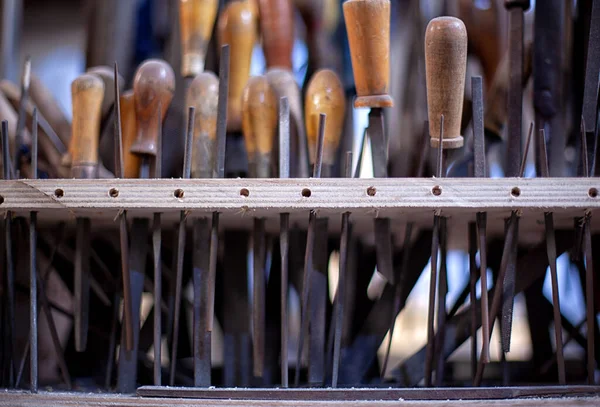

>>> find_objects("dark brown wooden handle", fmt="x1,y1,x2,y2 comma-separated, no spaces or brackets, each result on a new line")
343,0,393,109
179,0,219,77
425,16,468,149
130,59,176,156
305,69,345,165
70,73,104,178
258,0,294,70
186,71,219,178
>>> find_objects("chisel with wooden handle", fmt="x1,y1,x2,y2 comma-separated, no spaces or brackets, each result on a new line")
258,0,294,70
70,73,104,353
179,0,219,79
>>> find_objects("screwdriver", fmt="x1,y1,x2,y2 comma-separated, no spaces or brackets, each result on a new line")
187,71,219,387
242,75,278,381
423,16,467,387
70,73,104,353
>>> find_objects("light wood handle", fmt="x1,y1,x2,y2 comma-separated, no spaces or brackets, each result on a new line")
258,0,294,69
179,0,219,77
87,66,125,118
70,74,104,178
218,0,258,132
425,16,467,149
304,69,345,165
130,59,175,156
186,71,219,178
343,0,393,108
119,90,142,178
242,76,277,177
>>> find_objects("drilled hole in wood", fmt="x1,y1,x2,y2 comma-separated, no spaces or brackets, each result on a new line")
367,187,377,196
174,189,185,199
54,188,64,198
109,188,119,198
589,188,598,198
240,188,250,197
511,187,521,198
432,186,442,196
0,196,4,204
302,188,312,198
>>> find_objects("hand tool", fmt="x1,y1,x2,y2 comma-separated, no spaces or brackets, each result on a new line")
179,0,218,78
537,128,565,384
186,71,219,387
331,151,352,388
87,65,125,120
504,0,529,177
468,220,478,382
423,16,467,387
28,108,38,392
119,90,142,179
582,0,600,153
474,124,533,386
169,106,194,386
380,122,430,379
29,73,71,148
241,75,278,380
119,59,175,393
70,73,104,352
13,57,30,178
344,0,395,286
278,96,290,387
218,0,257,133
472,76,490,367
301,69,344,385
579,126,596,384
266,68,309,178
257,0,294,70
294,112,326,387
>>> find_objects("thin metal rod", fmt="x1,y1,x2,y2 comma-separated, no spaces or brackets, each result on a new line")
435,217,448,386
14,56,31,177
354,128,367,179
152,101,163,386
468,221,478,382
29,107,38,392
252,218,266,379
519,122,534,178
583,215,595,384
313,114,326,178
114,62,124,179
215,45,230,179
279,96,290,387
506,6,524,177
476,212,489,364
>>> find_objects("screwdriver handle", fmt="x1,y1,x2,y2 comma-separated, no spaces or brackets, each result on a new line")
425,16,467,149
343,0,393,109
305,69,345,166
242,76,278,177
218,0,258,132
187,71,220,178
70,74,104,179
119,90,142,178
258,0,294,69
130,59,176,156
179,0,219,77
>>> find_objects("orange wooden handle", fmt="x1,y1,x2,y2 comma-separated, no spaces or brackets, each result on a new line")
187,71,220,178
179,0,219,77
119,90,142,178
70,73,104,177
258,0,294,69
343,0,393,109
425,16,468,149
130,59,176,156
305,69,345,165
218,1,258,132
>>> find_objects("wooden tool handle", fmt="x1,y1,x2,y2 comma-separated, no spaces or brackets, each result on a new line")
242,76,278,177
70,73,104,178
305,69,345,165
179,0,219,77
119,90,142,178
343,0,393,109
87,66,125,118
130,59,175,156
218,0,258,132
425,16,467,149
258,0,294,69
187,71,219,178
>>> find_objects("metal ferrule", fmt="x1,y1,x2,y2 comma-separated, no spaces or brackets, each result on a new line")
71,165,97,179
255,153,271,179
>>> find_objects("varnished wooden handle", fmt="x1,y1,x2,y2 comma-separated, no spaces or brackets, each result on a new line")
218,0,258,132
425,16,467,149
258,0,294,69
130,59,175,156
305,69,345,165
70,74,104,178
187,71,219,178
87,66,125,118
179,0,219,77
119,90,142,178
343,0,393,109
242,76,277,177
